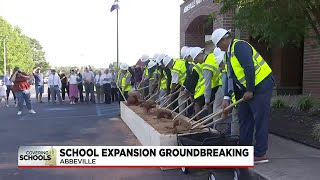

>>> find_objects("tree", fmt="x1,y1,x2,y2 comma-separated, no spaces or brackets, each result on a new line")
27,37,51,71
0,17,50,75
217,0,320,46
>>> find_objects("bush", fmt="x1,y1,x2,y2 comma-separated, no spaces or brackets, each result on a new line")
312,123,320,142
293,95,314,111
271,98,285,108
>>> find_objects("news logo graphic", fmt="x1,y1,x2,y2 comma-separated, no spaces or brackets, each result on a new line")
18,146,57,167
18,146,254,168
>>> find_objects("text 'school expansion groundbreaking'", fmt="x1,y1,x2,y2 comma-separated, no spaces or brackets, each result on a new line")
58,148,250,157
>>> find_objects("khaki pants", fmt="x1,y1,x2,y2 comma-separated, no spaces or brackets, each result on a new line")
178,89,188,115
212,86,223,121
159,89,167,105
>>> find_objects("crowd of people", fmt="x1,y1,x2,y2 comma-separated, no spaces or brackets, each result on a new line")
0,66,121,115
115,28,274,164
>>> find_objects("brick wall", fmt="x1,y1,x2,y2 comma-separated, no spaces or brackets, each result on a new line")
303,29,320,97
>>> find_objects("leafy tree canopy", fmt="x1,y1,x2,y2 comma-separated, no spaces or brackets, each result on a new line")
217,0,320,46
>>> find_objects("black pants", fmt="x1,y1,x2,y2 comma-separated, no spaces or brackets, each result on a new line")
111,88,118,102
143,81,149,98
119,91,128,103
61,83,69,100
103,83,111,104
6,85,16,102
75,83,84,102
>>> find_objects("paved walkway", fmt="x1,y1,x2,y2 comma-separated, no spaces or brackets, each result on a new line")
251,134,320,180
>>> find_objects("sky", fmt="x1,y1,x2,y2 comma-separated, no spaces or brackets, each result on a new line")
0,0,183,68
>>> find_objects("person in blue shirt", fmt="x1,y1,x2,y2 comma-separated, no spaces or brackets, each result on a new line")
212,28,274,164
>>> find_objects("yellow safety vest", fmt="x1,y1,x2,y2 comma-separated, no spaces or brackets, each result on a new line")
203,53,222,89
171,59,187,86
117,71,132,92
145,67,149,79
192,63,205,99
229,39,272,88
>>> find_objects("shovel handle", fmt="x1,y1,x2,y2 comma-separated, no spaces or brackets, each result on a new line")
146,91,159,101
188,101,214,123
116,83,127,103
173,102,194,121
192,98,244,128
171,96,191,113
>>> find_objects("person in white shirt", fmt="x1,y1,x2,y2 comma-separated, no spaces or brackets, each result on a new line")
48,69,63,104
94,70,104,103
68,69,80,104
0,80,7,106
101,69,112,104
3,72,17,107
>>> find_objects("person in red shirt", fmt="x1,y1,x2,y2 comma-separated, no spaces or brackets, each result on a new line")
10,67,36,116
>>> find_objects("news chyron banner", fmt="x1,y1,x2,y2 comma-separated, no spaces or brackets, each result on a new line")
18,146,254,168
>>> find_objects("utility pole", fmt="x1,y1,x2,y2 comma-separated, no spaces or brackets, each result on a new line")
116,6,119,70
3,37,7,74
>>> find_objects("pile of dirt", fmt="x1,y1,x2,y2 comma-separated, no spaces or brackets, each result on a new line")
270,107,320,149
128,105,197,135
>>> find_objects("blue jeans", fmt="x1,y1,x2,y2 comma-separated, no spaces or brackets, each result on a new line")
15,90,32,111
238,75,274,157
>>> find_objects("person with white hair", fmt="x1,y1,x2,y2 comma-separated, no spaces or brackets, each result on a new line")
82,66,95,104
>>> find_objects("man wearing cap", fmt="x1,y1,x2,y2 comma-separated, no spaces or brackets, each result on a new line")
203,48,224,119
212,28,274,163
117,63,132,102
10,67,36,115
48,68,63,104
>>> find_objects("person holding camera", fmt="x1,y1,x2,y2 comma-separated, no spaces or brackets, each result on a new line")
10,67,36,115
33,67,44,103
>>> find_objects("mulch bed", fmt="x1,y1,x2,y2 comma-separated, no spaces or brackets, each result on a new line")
269,107,320,149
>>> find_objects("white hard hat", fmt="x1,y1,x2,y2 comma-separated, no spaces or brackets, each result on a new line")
120,63,129,70
211,28,231,46
214,47,225,65
181,46,188,58
147,60,157,69
140,54,149,62
153,53,160,60
184,47,193,59
156,53,167,64
162,56,172,67
190,47,204,60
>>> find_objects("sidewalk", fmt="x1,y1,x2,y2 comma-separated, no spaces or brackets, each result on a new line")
250,134,320,180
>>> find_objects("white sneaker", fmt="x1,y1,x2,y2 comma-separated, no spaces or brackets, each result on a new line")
29,110,36,114
15,104,18,107
70,102,73,105
17,111,22,116
6,104,9,107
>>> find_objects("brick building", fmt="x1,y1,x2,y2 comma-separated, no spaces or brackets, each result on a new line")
180,0,320,97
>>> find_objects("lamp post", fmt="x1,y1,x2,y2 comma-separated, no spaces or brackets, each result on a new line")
3,37,7,75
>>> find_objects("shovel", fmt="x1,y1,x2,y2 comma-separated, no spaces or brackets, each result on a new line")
192,98,244,129
158,90,180,108
188,101,214,123
172,102,195,121
162,91,185,109
146,91,159,101
204,113,232,128
170,96,191,113
136,84,151,91
116,83,128,103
